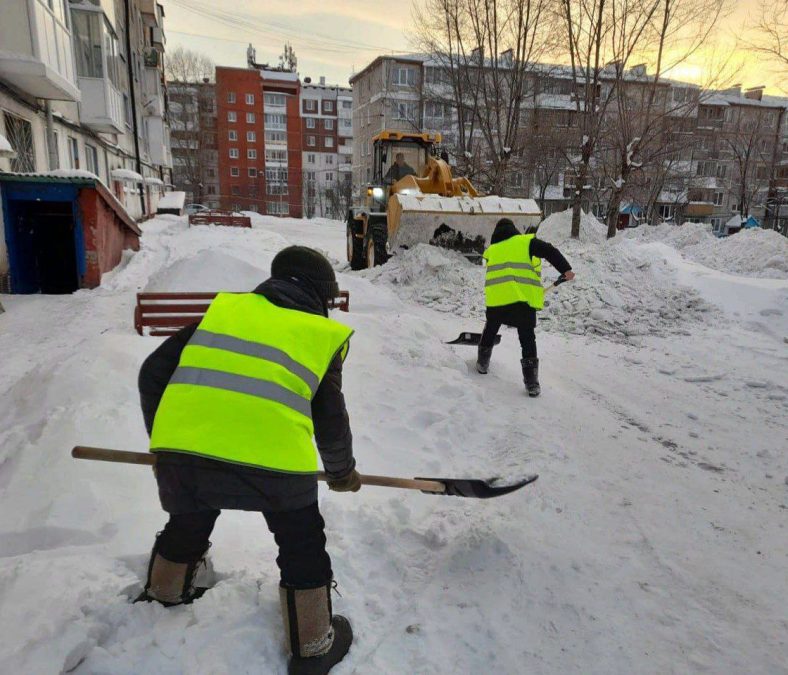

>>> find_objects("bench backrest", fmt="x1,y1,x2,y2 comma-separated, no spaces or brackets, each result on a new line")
188,211,252,228
135,291,350,336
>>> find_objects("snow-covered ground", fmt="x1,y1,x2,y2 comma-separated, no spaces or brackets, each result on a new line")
0,212,786,674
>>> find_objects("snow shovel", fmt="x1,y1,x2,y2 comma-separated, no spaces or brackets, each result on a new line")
446,275,569,346
71,446,537,499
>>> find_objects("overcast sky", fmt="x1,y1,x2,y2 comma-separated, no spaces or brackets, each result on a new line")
164,0,784,94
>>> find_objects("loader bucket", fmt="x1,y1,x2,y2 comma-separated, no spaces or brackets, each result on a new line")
388,193,542,253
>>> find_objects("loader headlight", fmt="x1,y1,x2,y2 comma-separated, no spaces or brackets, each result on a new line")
372,187,385,200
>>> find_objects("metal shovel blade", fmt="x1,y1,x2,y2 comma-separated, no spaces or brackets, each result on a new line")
445,332,502,346
415,473,538,498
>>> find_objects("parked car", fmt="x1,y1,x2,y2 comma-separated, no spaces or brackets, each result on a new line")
184,203,209,216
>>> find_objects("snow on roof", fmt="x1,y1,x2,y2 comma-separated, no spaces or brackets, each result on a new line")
49,168,101,180
157,191,186,209
144,176,164,186
260,70,298,82
111,169,144,182
0,133,15,157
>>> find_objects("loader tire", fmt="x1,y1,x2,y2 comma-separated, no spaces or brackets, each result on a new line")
347,223,365,270
365,226,388,268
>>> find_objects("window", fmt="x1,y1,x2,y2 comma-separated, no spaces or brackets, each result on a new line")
245,93,254,105
247,204,258,212
230,167,240,177
265,149,287,162
72,11,103,78
207,185,216,195
325,172,334,182
85,144,99,175
68,137,80,169
229,130,237,141
716,164,727,179
425,101,447,118
267,183,289,195
265,167,289,182
265,93,287,107
265,131,287,143
713,191,724,206
229,148,239,159
326,155,334,165
392,101,418,121
304,99,317,112
228,92,236,103
268,201,290,215
231,185,240,195
3,112,35,172
341,118,352,130
247,131,256,142
248,167,258,177
324,119,334,130
265,113,287,130
207,168,216,178
696,161,716,177
246,112,256,123
306,118,316,129
307,136,316,147
658,204,675,220
324,101,334,112
306,171,316,181
325,137,334,148
342,100,352,109
228,111,237,122
307,153,315,164
248,149,257,159
393,66,416,86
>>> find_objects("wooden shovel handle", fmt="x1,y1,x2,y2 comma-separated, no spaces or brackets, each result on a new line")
71,446,446,493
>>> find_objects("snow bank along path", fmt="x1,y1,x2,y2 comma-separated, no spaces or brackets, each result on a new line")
0,214,786,674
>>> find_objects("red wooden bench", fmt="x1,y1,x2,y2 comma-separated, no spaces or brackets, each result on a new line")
134,291,351,336
188,211,252,228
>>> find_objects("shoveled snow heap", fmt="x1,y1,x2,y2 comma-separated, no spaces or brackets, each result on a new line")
366,210,716,342
624,221,788,279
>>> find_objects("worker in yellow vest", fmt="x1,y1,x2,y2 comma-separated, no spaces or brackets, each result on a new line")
136,246,358,675
479,219,575,396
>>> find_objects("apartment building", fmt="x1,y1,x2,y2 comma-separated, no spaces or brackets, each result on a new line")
301,76,352,218
350,54,788,234
0,0,172,216
0,0,173,293
169,80,220,207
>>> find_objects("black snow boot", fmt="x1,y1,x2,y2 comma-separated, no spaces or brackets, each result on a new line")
476,346,493,374
281,582,353,675
521,357,540,397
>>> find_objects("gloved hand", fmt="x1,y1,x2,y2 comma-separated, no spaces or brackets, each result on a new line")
327,469,362,492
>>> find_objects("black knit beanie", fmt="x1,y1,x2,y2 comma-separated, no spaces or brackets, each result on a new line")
271,245,339,302
490,218,521,244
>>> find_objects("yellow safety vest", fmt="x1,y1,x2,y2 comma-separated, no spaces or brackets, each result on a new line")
483,234,544,309
150,293,354,474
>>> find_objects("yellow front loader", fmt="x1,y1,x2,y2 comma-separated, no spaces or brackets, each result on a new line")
346,131,542,269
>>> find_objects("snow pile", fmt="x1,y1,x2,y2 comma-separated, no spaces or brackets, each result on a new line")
625,223,788,279
366,239,714,343
144,250,268,292
536,208,606,244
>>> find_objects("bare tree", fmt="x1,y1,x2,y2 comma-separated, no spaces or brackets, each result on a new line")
745,0,788,87
165,46,214,84
412,0,556,192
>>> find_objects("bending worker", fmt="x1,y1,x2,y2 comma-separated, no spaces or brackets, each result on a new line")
478,218,575,396
137,246,359,675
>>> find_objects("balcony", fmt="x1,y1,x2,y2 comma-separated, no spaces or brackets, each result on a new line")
79,76,124,133
150,26,165,50
146,115,171,167
686,201,715,217
0,0,80,101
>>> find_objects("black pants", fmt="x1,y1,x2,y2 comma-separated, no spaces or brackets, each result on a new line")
479,319,537,359
155,502,333,589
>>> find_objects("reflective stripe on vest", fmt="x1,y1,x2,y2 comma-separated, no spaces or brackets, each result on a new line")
482,234,544,309
150,293,354,474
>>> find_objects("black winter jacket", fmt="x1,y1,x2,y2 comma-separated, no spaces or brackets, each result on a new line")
138,278,355,514
485,220,573,327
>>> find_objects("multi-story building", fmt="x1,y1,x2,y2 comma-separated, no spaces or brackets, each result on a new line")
300,76,352,218
169,80,219,207
350,54,788,235
0,0,172,218
214,61,302,217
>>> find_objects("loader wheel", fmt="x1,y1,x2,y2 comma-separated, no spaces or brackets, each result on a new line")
347,224,365,270
365,226,388,268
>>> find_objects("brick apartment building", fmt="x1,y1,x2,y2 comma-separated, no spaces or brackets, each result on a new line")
215,64,303,217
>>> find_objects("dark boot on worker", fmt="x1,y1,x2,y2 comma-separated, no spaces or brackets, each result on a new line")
281,582,353,675
476,346,493,374
521,357,540,397
135,537,214,606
